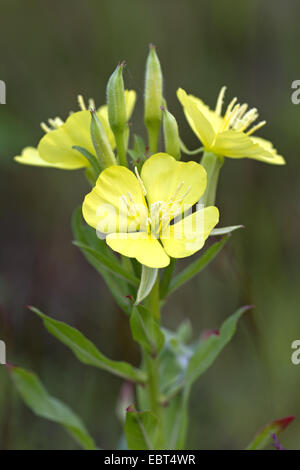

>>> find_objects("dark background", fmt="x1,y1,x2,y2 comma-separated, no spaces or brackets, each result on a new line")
0,0,300,449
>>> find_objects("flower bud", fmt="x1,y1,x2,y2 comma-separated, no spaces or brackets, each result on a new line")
162,105,181,160
90,109,116,169
144,44,163,153
107,62,127,134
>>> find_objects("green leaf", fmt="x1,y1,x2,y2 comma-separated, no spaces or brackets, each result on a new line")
73,241,139,286
185,305,251,387
30,307,146,384
130,305,164,356
210,225,244,236
9,366,96,450
163,388,191,450
166,236,229,297
246,416,295,450
71,207,133,315
128,135,147,168
73,145,101,177
125,405,157,450
163,306,251,398
135,265,158,305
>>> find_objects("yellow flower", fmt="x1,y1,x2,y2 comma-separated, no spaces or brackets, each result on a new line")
177,87,285,165
82,153,219,268
14,91,136,169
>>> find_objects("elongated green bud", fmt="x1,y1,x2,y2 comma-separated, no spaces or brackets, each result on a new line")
90,110,116,169
144,44,163,154
106,62,128,167
162,106,181,160
107,62,127,134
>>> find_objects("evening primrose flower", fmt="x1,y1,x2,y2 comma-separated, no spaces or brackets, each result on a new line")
177,87,285,165
14,91,136,169
82,153,219,268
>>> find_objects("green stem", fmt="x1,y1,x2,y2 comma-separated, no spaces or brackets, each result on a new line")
144,277,164,448
115,130,128,167
147,124,160,155
146,278,160,321
200,151,224,206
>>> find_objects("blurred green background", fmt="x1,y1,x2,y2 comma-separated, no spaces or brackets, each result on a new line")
0,0,299,450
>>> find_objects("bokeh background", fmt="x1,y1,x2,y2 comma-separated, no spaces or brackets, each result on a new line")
0,0,300,450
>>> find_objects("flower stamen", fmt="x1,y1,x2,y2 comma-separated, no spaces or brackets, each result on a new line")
246,120,267,136
78,94,87,111
215,86,227,116
134,167,147,196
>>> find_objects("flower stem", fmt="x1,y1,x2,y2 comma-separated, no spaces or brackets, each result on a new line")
200,151,224,206
147,124,160,156
144,276,164,448
115,130,128,167
147,278,160,321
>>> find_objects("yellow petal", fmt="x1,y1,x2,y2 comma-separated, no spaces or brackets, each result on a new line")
161,206,219,258
106,232,170,268
124,90,137,120
141,153,207,217
97,105,116,149
213,130,286,164
82,165,148,234
14,147,66,168
177,88,215,148
38,111,94,169
250,136,286,165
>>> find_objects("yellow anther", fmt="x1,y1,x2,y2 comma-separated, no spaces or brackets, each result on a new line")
48,117,64,129
40,122,51,133
215,86,227,116
88,98,96,110
77,94,87,111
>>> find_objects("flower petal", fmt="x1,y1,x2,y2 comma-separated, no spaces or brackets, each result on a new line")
141,153,207,216
106,232,170,268
82,165,148,234
38,111,94,169
14,147,66,168
177,88,216,148
124,90,137,120
96,106,116,149
250,136,286,165
161,206,219,258
213,130,285,164
213,130,261,158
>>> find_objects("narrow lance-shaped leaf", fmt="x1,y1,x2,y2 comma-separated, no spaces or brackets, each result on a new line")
9,366,96,450
71,207,133,315
185,305,252,387
210,225,244,236
166,236,229,297
135,265,158,305
246,416,295,450
30,307,146,384
73,241,139,286
125,405,157,450
164,305,252,398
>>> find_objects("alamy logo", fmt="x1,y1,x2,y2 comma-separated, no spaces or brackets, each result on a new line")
0,80,6,104
0,340,6,364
